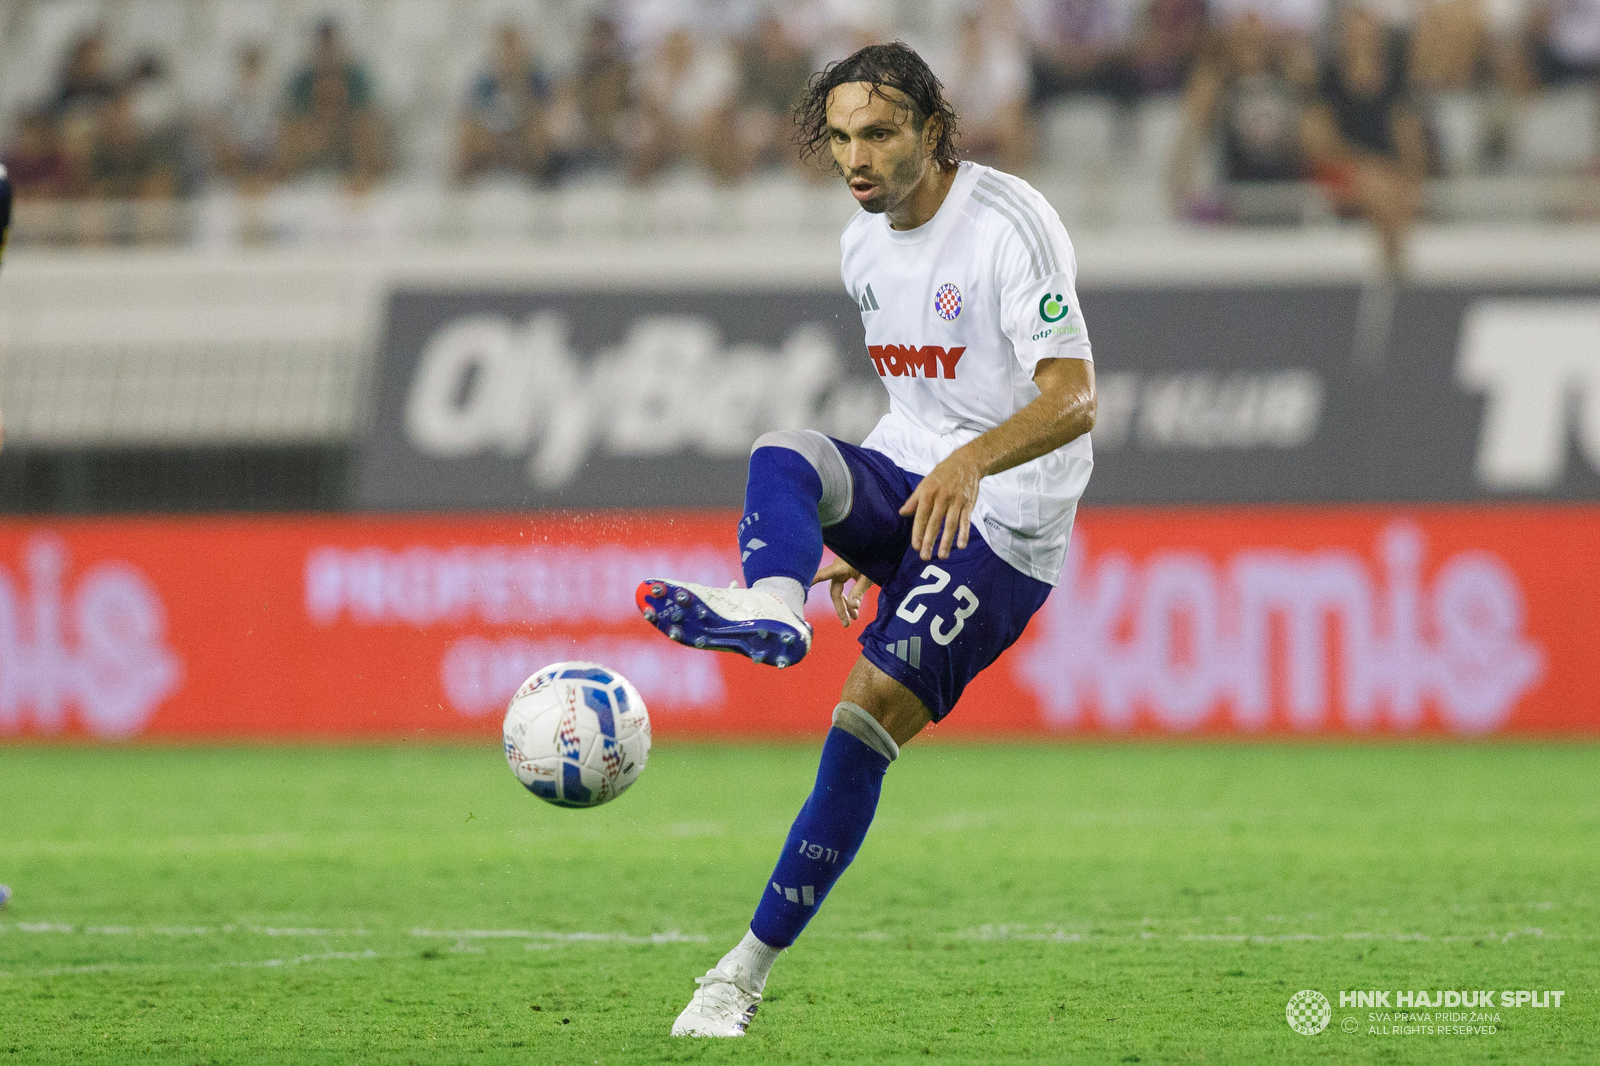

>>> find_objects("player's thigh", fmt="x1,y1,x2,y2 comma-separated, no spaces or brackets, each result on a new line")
840,655,933,747
818,438,918,586
856,530,1052,725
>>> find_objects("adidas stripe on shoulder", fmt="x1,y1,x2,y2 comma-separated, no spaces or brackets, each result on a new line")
971,172,1064,282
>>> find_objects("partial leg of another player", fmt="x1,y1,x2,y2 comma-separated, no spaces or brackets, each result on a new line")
670,656,929,1037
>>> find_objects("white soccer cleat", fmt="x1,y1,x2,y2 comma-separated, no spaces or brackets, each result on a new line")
636,579,812,668
670,963,762,1037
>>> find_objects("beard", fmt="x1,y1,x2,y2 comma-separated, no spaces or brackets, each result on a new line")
847,152,926,215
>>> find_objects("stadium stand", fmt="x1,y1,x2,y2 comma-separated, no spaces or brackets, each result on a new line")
0,0,1596,512
0,0,1594,247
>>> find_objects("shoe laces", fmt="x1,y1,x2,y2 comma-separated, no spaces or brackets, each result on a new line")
690,965,761,1016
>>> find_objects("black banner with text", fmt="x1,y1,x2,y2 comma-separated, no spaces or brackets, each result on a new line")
355,284,1600,509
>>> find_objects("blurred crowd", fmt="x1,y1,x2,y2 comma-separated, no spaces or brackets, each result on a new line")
2,0,1597,244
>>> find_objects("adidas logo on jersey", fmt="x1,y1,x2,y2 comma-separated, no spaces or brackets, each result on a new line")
867,344,966,380
854,283,880,313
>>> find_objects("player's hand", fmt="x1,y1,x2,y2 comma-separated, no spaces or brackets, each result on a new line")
813,558,873,628
899,446,984,561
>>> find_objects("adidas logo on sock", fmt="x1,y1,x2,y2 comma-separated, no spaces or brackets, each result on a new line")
772,881,815,906
741,537,766,563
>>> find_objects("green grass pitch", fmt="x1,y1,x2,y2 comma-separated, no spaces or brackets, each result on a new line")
2,741,1596,1064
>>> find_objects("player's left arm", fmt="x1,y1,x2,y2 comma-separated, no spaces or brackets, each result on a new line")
899,357,1095,561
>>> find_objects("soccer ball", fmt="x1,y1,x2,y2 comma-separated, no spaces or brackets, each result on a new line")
502,661,651,808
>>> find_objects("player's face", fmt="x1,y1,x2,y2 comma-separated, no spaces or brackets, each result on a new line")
824,82,937,215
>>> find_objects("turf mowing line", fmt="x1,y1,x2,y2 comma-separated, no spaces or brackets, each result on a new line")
8,918,1584,952
0,921,705,943
409,927,707,943
940,923,1584,943
1,922,374,937
0,949,386,980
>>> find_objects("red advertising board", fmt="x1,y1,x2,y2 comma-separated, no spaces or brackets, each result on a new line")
1,508,1596,741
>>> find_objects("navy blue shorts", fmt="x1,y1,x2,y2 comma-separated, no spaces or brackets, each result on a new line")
821,439,1054,722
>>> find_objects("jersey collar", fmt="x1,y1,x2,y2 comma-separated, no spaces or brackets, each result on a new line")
881,161,979,247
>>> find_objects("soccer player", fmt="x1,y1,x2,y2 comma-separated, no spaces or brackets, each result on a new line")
0,163,11,267
0,162,10,906
636,43,1097,1037
0,162,10,452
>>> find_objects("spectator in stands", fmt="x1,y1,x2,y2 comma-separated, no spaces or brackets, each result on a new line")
52,29,119,119
569,16,633,171
127,54,194,193
278,20,388,184
1170,13,1307,218
89,84,179,201
2,112,73,199
738,14,813,170
1529,0,1600,84
213,44,279,190
1209,0,1323,85
1303,5,1432,272
941,0,1032,170
79,79,182,244
627,27,741,182
455,22,555,184
779,0,893,70
1029,0,1143,106
1133,0,1210,93
1408,0,1491,91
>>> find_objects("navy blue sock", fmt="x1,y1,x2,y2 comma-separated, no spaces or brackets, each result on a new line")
740,447,825,590
750,727,889,948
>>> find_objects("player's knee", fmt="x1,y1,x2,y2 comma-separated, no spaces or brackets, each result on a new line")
832,702,899,762
750,430,852,527
751,429,829,460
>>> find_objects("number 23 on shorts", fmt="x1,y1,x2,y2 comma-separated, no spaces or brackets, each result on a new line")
895,564,981,646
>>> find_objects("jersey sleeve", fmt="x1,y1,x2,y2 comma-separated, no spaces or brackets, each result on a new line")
992,199,1092,375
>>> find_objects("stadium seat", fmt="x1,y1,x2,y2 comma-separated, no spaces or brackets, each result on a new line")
1110,179,1174,226
460,177,539,242
1430,174,1557,223
734,172,811,237
1508,88,1600,174
1130,96,1185,183
4,0,103,111
1430,91,1488,177
1037,97,1123,178
556,178,634,240
118,0,189,61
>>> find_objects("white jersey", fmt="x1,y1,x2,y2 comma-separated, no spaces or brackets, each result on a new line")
841,161,1094,586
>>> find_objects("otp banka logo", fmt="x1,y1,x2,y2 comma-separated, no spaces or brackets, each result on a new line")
0,538,181,737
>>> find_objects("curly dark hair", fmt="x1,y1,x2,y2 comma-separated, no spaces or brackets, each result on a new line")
793,42,960,170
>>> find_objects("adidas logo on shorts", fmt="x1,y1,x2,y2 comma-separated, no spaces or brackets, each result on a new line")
887,637,922,669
